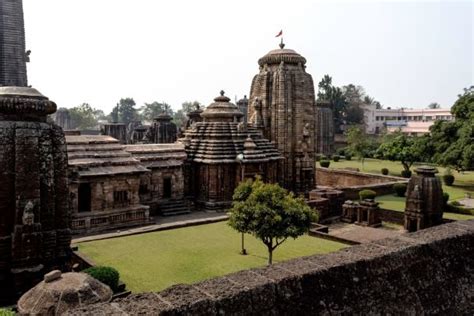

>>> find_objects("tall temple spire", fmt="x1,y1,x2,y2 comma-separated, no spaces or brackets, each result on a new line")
0,0,28,87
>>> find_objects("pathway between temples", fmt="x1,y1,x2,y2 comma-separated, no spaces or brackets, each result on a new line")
326,222,404,244
72,212,229,244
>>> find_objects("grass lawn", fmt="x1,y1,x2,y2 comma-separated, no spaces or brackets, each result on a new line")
376,194,474,221
329,158,474,200
77,222,347,293
327,158,474,221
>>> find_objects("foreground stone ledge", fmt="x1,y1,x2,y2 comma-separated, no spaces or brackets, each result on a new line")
66,220,474,315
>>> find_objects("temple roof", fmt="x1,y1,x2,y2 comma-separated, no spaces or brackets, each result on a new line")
125,143,186,168
201,91,244,122
182,92,282,164
66,135,148,177
258,46,307,66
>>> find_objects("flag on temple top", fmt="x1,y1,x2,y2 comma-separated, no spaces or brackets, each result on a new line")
275,30,283,37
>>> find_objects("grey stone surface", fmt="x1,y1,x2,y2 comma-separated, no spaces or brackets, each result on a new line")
66,220,474,315
0,0,28,87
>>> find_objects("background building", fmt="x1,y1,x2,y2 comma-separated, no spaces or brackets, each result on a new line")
362,104,453,135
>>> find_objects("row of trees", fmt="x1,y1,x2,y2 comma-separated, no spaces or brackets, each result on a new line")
345,86,473,172
317,75,382,132
60,99,203,130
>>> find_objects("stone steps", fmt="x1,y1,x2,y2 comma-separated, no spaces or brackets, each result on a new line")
159,200,192,216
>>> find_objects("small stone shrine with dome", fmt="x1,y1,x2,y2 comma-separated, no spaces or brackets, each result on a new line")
181,91,282,211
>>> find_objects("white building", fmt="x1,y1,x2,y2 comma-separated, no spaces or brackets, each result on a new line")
361,104,453,136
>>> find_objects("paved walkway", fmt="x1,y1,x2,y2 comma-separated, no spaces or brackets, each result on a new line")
327,222,403,244
72,212,228,244
458,198,474,208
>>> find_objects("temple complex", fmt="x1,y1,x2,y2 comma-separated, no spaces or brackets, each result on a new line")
315,100,335,155
182,91,282,211
248,43,317,195
404,166,444,232
66,135,150,234
145,113,178,144
0,0,28,87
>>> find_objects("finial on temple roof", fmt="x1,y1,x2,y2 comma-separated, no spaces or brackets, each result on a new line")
279,38,285,49
220,90,225,96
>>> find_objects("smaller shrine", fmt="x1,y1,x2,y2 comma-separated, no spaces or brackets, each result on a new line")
341,200,382,227
145,113,178,144
100,123,128,144
181,91,282,211
404,166,444,232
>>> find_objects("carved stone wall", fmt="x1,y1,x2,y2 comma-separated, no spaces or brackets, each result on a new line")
0,0,28,87
66,220,474,315
0,87,71,304
248,45,316,195
315,100,334,155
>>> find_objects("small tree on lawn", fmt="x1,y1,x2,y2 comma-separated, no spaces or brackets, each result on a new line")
376,131,422,174
346,126,372,169
228,177,317,265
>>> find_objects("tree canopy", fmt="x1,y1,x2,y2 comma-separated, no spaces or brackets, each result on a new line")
228,177,316,265
68,103,103,129
139,102,173,122
428,87,473,171
376,131,426,172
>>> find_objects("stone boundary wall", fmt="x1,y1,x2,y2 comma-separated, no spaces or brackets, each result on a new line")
316,168,408,199
67,220,474,315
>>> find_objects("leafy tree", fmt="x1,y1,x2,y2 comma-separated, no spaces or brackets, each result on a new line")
317,75,347,132
139,102,173,122
110,105,119,123
346,126,374,168
428,87,473,171
113,98,138,125
342,84,365,104
376,131,424,173
428,102,441,109
228,177,317,265
69,103,101,129
173,101,202,128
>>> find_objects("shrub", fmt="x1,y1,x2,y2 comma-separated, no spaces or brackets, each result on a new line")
333,156,340,162
381,168,389,175
320,160,331,168
393,183,407,197
359,189,377,200
401,170,412,178
345,154,352,161
336,148,346,156
84,266,120,292
443,174,455,186
315,154,321,162
0,308,15,316
443,192,450,205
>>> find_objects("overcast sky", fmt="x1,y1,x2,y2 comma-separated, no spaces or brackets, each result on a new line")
23,0,472,113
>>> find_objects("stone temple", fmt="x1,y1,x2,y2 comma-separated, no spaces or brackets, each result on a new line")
248,43,317,195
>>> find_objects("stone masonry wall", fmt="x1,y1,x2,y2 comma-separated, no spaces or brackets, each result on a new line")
316,167,405,187
67,220,474,315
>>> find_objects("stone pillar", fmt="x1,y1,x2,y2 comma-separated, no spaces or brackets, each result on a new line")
101,123,127,143
315,100,335,156
404,166,444,232
0,87,71,304
341,200,358,223
146,113,177,144
0,0,28,87
356,199,382,227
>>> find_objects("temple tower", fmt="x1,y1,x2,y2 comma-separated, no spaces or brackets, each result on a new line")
315,100,335,156
248,43,317,195
0,0,28,87
404,166,444,232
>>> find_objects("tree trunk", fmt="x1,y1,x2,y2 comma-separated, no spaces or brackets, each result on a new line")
268,249,273,265
240,233,247,255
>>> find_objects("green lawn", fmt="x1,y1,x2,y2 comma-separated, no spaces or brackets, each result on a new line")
329,158,473,200
327,158,474,221
77,222,346,293
376,195,473,221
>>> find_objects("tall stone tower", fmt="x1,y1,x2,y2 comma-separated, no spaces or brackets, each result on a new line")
315,100,335,156
248,43,316,195
0,0,28,87
0,0,71,303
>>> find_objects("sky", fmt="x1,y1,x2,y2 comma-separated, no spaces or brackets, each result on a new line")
23,0,473,113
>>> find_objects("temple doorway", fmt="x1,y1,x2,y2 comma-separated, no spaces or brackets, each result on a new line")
163,178,172,198
78,183,91,213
